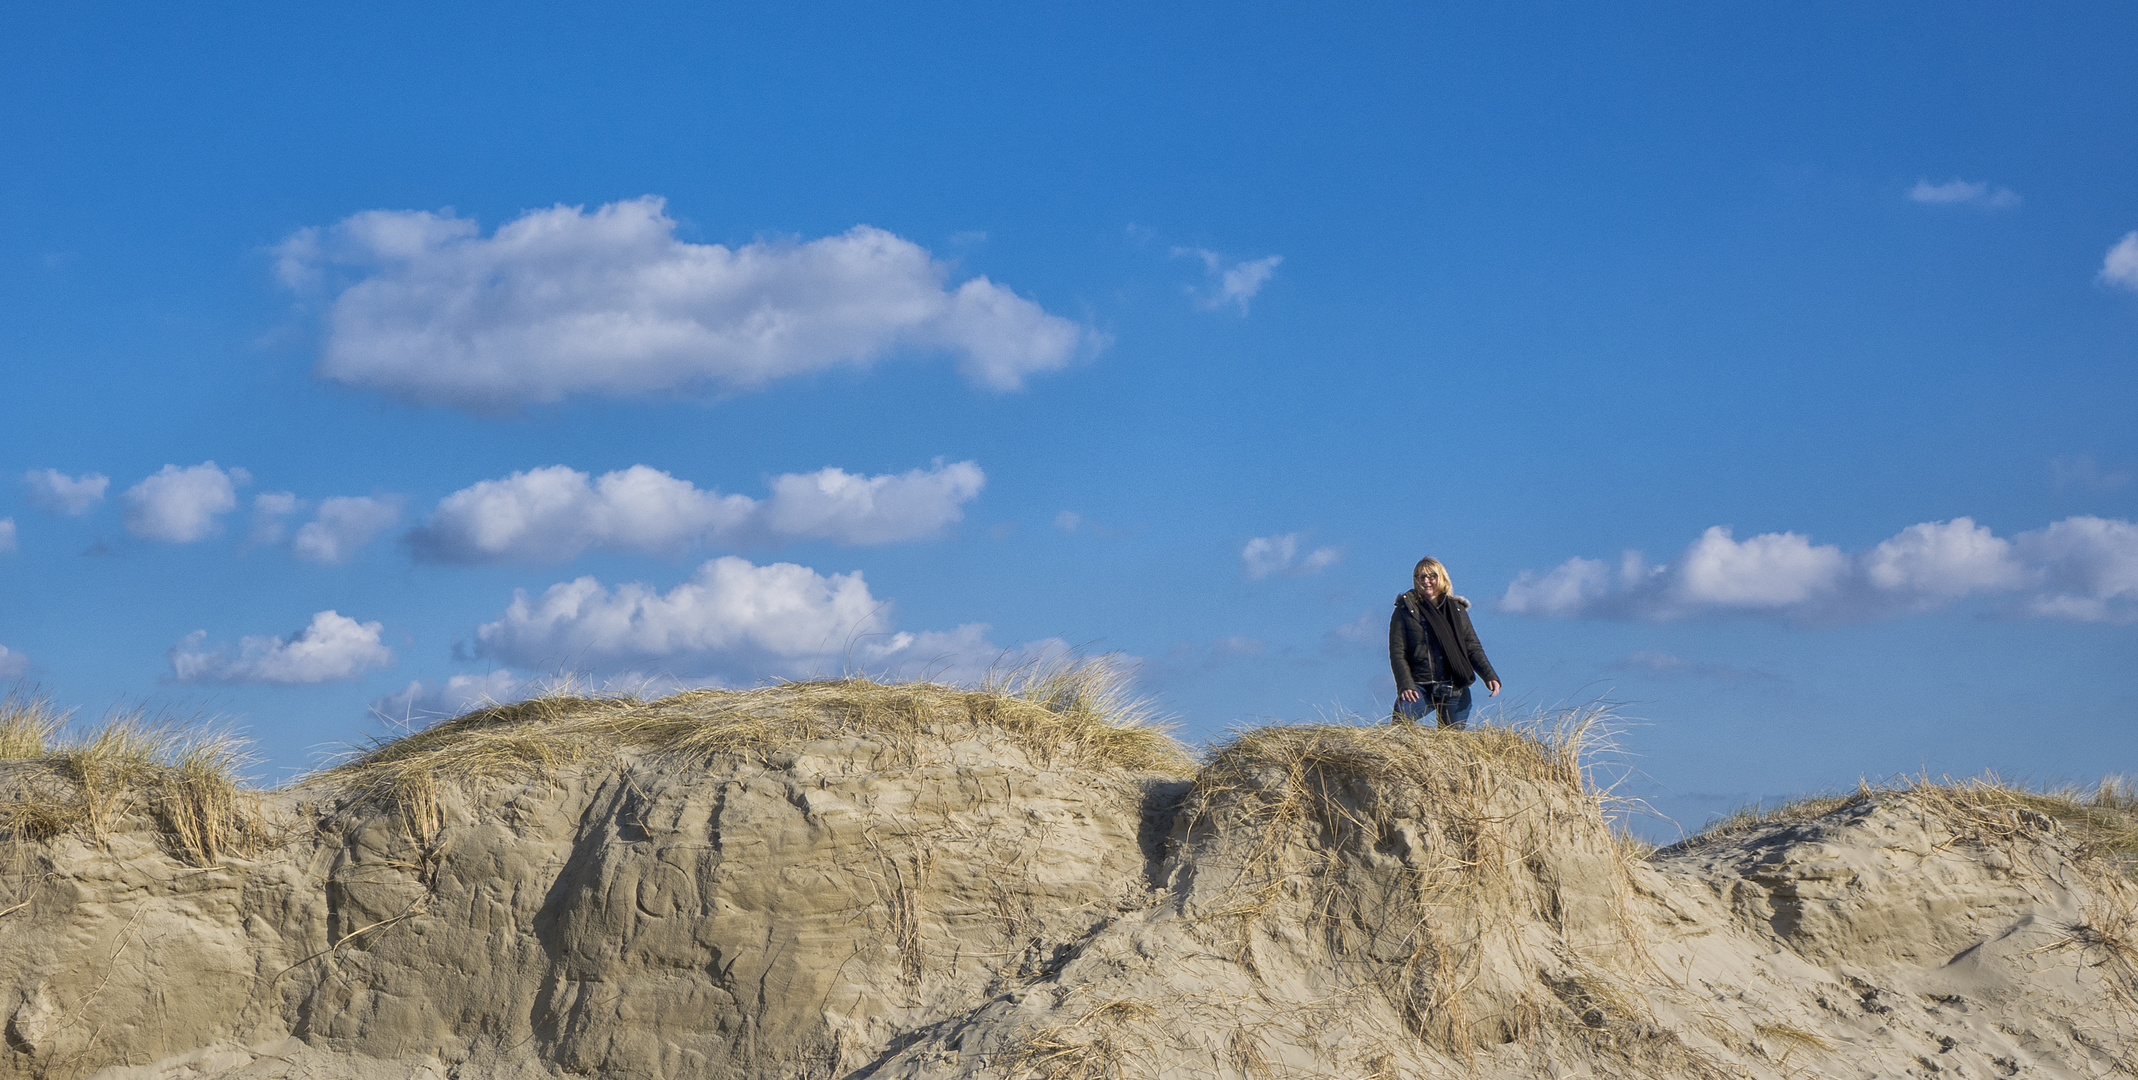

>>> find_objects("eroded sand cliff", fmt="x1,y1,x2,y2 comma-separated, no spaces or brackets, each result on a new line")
0,676,2131,1079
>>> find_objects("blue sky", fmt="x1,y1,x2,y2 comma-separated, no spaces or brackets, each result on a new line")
2,2,2133,836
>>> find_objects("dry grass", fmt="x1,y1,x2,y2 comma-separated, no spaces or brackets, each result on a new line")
1187,704,1617,893
1753,1021,1832,1053
1667,774,2138,878
1180,705,1644,1056
7,660,1184,862
1934,775,2138,874
1665,790,1870,854
2040,889,2138,1011
1190,702,1616,829
327,656,1192,815
1001,997,1160,1080
0,688,69,760
0,706,267,864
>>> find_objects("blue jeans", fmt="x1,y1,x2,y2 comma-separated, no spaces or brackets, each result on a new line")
1394,684,1473,729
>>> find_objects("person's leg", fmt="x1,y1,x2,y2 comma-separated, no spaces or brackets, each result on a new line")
1393,695,1430,724
1437,685,1474,730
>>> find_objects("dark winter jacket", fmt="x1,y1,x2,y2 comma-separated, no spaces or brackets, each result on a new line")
1388,590,1499,695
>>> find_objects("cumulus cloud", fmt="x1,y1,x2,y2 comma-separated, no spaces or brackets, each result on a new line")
0,645,25,677
1174,248,1283,313
168,610,395,685
1501,556,1616,617
1503,516,2138,623
293,496,403,564
122,462,249,543
2014,516,2138,622
250,492,302,545
2102,232,2138,293
247,492,402,561
1862,518,2026,600
1907,178,2022,208
280,197,1090,410
373,670,529,722
1674,527,1847,607
474,556,886,674
24,469,109,515
1242,533,1341,580
855,626,1078,686
409,460,981,563
759,462,984,544
472,555,1056,683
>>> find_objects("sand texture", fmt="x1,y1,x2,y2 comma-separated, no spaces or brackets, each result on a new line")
0,685,2130,1079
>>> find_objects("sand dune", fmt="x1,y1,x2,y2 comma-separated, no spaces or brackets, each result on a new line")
0,674,2130,1078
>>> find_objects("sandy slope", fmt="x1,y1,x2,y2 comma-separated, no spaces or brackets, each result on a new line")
0,695,2130,1079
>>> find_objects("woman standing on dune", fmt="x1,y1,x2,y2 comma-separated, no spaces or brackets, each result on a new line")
1389,556,1501,729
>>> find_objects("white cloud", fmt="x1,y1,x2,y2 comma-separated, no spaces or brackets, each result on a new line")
854,626,1076,686
292,496,402,564
1674,527,1847,608
1862,518,2025,602
0,645,25,677
1053,510,1082,533
474,556,887,674
1907,178,2022,208
24,469,109,515
0,518,14,555
1501,557,1615,617
122,462,249,543
169,610,395,685
2102,232,2138,293
412,465,742,563
251,492,302,545
472,555,1056,683
2014,516,2138,622
1174,248,1283,313
759,462,984,544
1505,528,1849,619
373,670,529,722
410,460,981,563
247,492,401,561
1242,533,1340,579
1503,516,2138,623
283,197,1090,410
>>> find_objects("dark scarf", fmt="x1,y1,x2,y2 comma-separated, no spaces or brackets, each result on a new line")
1408,589,1474,684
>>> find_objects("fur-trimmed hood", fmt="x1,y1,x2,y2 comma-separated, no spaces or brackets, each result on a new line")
1395,590,1470,611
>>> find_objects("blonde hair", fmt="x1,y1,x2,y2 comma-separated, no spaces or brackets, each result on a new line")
1412,557,1452,596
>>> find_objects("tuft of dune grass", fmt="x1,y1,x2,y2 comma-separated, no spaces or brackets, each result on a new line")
1193,701,1616,812
327,655,1194,816
0,703,267,864
1668,774,2138,879
1182,705,1654,1056
0,688,68,760
1679,776,2138,1013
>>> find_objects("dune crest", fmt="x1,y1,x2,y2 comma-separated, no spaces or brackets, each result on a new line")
0,674,2130,1079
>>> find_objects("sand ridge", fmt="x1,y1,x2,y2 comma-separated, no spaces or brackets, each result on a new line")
0,680,2130,1079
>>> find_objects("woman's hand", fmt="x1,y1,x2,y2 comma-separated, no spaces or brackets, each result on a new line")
1398,687,1420,702
1487,680,1501,696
